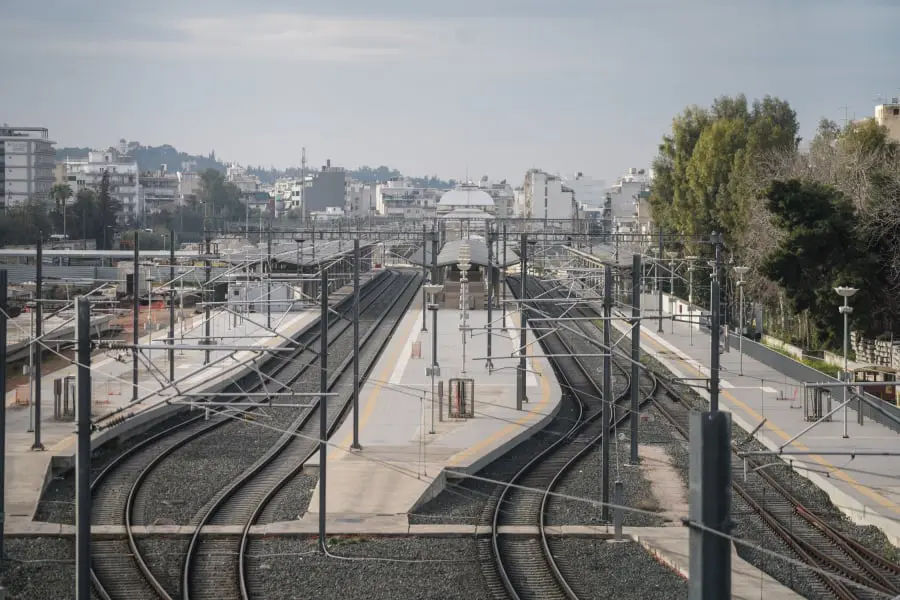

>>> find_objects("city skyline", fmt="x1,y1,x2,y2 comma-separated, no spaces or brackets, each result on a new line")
2,0,898,183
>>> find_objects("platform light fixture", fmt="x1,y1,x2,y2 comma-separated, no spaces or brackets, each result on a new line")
835,286,859,439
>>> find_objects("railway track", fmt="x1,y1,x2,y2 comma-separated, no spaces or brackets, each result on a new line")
89,269,404,600
651,377,900,600
478,275,656,600
182,270,420,600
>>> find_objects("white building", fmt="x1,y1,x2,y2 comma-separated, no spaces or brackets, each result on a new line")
562,173,607,209
139,166,180,217
476,176,515,218
225,163,260,193
606,167,653,234
345,179,378,218
522,169,575,222
377,177,441,219
60,150,140,222
1,126,56,209
875,97,900,143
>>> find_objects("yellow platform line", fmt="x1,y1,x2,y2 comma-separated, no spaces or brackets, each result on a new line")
638,325,900,514
330,303,422,460
446,311,552,468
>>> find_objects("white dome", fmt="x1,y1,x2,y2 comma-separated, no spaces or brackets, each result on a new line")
438,186,495,208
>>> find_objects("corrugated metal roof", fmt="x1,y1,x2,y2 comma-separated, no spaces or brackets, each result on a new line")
408,239,520,268
222,238,380,267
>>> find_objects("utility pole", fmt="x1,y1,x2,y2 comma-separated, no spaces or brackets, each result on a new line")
32,234,44,449
266,218,272,330
710,233,723,412
318,267,328,552
421,223,428,332
351,240,361,451
517,233,528,411
168,229,176,382
630,254,641,464
203,228,212,365
688,410,732,600
75,296,92,600
0,270,7,558
602,266,613,522
132,237,140,401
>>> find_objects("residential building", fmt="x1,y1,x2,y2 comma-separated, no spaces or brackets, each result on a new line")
476,175,515,218
522,169,576,222
177,170,202,204
225,163,260,194
377,177,441,220
303,159,349,215
606,167,653,234
139,165,180,217
1,126,56,209
875,97,900,143
562,173,607,209
345,179,378,218
60,150,140,222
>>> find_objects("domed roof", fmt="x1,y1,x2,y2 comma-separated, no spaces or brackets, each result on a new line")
438,186,495,208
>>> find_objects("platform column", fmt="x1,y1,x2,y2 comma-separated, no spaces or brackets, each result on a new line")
517,233,527,411
710,233,723,411
351,240,362,451
133,239,140,400
169,230,176,382
32,235,44,449
486,223,494,370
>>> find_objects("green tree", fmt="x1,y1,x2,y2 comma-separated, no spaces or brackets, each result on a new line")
650,94,798,247
760,180,885,346
198,168,244,221
94,170,122,250
50,183,73,236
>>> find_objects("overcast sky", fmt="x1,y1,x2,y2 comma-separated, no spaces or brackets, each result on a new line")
2,1,897,183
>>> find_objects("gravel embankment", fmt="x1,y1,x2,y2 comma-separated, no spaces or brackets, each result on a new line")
546,409,670,527
246,536,488,600
0,538,76,600
135,537,189,598
256,470,318,524
549,538,688,599
34,412,202,524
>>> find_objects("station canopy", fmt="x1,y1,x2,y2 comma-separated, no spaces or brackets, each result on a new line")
408,238,520,268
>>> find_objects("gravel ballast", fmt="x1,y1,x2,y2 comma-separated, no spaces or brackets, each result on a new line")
246,536,489,600
549,538,688,599
256,470,318,524
0,538,75,600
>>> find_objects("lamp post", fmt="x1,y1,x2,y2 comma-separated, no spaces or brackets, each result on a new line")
458,244,471,376
146,275,155,363
666,250,678,334
734,266,749,375
424,282,443,433
835,286,858,439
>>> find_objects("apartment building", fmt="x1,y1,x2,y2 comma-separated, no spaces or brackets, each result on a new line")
139,166,180,217
345,179,378,217
522,169,576,222
875,97,900,143
59,150,140,221
476,175,515,218
377,177,441,219
1,126,56,209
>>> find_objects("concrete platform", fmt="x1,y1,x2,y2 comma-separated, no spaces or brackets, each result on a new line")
5,273,378,527
304,293,562,518
610,292,900,546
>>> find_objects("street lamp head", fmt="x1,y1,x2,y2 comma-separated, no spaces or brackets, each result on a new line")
423,283,443,296
294,237,305,244
734,266,750,278
834,286,859,298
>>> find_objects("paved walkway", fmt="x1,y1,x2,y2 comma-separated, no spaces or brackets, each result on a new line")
305,292,562,518
610,292,900,545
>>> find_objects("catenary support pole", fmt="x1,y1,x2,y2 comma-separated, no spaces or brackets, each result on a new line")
75,296,92,600
318,267,328,552
501,223,508,331
204,236,211,364
710,234,722,412
133,237,140,401
602,266,612,522
168,229,175,382
431,232,439,366
421,223,428,332
267,221,272,330
517,233,528,411
486,224,493,370
32,235,44,449
688,410,732,600
0,270,7,558
630,254,641,464
351,240,361,451
657,226,664,333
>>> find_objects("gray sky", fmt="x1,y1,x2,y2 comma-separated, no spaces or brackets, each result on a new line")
2,1,897,182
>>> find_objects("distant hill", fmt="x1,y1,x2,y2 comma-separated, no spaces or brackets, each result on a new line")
56,143,456,188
